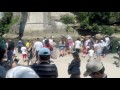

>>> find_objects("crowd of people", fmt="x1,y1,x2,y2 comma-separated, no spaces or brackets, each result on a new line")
0,34,120,78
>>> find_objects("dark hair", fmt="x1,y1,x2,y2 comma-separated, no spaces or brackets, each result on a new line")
40,55,50,60
98,67,105,74
0,44,6,61
37,38,39,41
72,52,80,61
77,38,80,40
45,39,49,44
53,40,55,42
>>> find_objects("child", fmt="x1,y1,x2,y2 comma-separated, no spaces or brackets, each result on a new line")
88,47,94,62
68,52,81,78
21,45,27,62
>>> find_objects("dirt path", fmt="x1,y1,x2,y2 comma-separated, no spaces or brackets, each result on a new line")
16,49,120,78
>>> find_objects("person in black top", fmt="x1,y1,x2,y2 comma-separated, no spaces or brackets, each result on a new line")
0,43,10,78
31,47,58,78
7,38,15,51
68,52,81,78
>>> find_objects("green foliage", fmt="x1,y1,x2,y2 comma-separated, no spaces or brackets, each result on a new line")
0,12,13,36
60,14,75,24
72,12,89,22
11,16,20,25
91,24,100,33
65,25,74,32
101,26,115,36
89,12,110,25
71,12,120,35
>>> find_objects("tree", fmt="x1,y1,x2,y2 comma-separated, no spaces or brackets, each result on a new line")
0,12,13,37
60,14,76,33
60,14,76,24
71,12,120,35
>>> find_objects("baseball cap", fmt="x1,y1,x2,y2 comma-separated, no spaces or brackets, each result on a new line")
38,48,50,56
0,66,6,78
83,60,104,77
6,66,39,78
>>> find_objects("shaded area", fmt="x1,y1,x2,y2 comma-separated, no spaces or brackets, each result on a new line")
76,28,97,36
19,12,28,39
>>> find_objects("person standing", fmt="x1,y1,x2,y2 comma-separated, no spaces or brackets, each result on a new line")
7,47,13,63
83,60,107,78
7,38,15,52
26,40,30,49
68,52,81,78
59,38,66,57
94,40,102,61
33,38,43,63
75,38,81,54
21,45,27,62
31,48,58,78
44,39,53,52
27,43,33,65
51,40,57,59
88,47,94,62
68,38,74,54
17,39,24,53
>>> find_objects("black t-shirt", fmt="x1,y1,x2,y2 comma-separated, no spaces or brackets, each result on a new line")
31,62,58,78
8,41,15,50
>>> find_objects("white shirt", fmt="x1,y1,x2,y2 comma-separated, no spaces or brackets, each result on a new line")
75,40,81,49
88,49,94,57
105,37,110,45
21,46,27,54
49,39,53,45
96,43,102,52
34,41,43,51
13,49,16,55
42,39,46,44
100,41,107,47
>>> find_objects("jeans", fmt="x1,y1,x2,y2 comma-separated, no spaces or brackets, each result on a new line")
36,51,39,61
18,46,21,53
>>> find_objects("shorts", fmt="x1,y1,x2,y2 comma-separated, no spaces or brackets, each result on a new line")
59,47,65,50
96,51,101,57
22,54,27,59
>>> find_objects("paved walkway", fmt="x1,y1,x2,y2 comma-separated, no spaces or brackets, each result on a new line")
16,49,120,78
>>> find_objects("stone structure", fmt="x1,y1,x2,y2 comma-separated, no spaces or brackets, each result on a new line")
13,12,72,32
6,12,78,39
